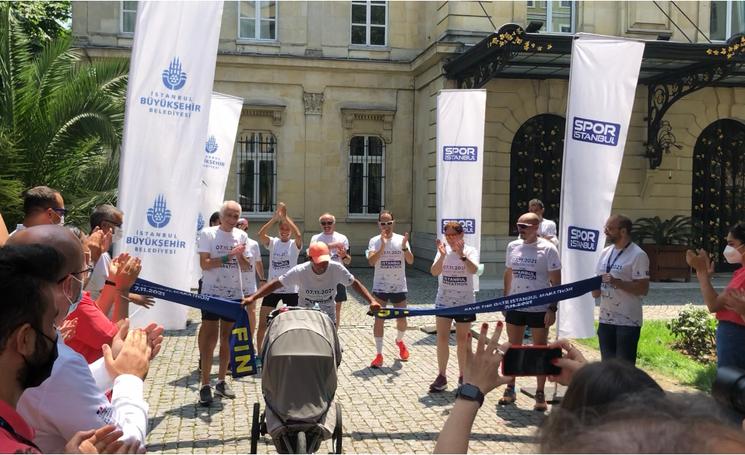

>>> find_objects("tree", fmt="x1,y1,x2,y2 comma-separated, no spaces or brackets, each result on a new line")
0,3,128,228
10,1,71,52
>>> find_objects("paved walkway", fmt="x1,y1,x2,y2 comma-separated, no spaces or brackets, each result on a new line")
143,268,720,453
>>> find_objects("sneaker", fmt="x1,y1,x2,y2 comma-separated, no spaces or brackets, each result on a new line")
534,390,548,412
370,353,384,368
199,384,213,406
429,374,448,393
215,380,236,399
396,340,410,361
498,386,516,405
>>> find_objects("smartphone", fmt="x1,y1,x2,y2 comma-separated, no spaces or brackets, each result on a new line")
501,345,562,376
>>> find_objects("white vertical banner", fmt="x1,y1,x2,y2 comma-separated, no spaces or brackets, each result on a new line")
190,92,244,288
558,34,644,338
118,1,224,329
436,89,486,290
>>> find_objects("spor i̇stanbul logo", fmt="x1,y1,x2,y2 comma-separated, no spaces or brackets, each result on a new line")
162,57,187,90
197,213,205,232
147,195,172,228
205,135,218,154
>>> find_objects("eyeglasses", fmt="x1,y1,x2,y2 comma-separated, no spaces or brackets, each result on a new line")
104,218,123,228
379,221,394,226
516,223,536,230
58,265,94,283
51,207,68,216
320,221,334,226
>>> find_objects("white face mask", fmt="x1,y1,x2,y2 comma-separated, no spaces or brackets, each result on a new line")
112,227,123,243
723,245,743,264
65,274,84,316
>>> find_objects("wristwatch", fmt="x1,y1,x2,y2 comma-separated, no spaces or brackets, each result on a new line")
455,383,484,407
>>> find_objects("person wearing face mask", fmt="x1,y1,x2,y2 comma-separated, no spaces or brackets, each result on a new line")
8,225,159,453
686,222,745,370
8,186,67,237
591,215,650,365
0,244,144,454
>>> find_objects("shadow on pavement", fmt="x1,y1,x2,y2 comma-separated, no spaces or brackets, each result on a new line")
164,399,226,425
495,404,547,428
418,391,456,409
147,435,252,452
350,361,403,381
347,430,537,444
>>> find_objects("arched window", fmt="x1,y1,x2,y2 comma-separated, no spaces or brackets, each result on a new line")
692,119,745,269
348,135,384,215
509,114,565,235
237,131,277,214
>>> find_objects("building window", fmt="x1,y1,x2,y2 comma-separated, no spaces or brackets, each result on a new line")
237,132,276,214
239,0,277,40
711,0,745,41
527,0,575,33
351,0,387,46
349,136,385,215
121,1,137,34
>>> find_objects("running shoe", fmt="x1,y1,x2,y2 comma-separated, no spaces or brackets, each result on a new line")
429,374,447,392
370,353,384,368
396,340,410,361
199,384,213,406
215,380,236,399
534,390,548,412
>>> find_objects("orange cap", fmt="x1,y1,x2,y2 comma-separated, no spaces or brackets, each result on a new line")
308,241,331,264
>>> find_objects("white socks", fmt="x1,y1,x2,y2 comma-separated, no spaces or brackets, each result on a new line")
375,337,383,354
396,330,406,342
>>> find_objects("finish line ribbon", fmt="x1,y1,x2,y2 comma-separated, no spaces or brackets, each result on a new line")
370,276,602,319
131,279,257,378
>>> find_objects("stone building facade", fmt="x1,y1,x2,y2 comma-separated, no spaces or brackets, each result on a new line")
72,1,745,280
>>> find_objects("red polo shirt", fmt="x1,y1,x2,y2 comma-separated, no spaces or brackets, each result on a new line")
717,267,745,326
64,291,118,363
0,399,40,453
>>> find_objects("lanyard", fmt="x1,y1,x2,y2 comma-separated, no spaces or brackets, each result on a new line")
0,416,41,453
605,242,631,273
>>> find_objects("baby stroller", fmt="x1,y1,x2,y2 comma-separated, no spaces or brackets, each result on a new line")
250,307,343,454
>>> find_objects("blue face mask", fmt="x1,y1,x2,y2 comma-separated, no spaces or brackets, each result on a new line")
65,274,84,316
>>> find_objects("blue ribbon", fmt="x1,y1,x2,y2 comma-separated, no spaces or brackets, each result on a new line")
131,279,257,378
371,276,602,319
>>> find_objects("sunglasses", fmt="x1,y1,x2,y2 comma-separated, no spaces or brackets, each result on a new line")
379,221,394,226
320,221,334,226
516,223,535,229
104,218,123,228
51,207,69,216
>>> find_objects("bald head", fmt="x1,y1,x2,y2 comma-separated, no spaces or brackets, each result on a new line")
517,212,541,243
517,212,541,226
7,225,83,280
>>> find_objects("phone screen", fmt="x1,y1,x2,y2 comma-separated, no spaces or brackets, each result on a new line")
501,346,562,376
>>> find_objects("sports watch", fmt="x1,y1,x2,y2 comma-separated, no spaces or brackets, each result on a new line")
455,383,485,407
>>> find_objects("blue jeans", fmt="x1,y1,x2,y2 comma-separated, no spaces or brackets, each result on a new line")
598,323,641,365
716,320,745,369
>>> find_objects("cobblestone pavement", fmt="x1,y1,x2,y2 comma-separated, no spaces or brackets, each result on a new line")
143,268,723,453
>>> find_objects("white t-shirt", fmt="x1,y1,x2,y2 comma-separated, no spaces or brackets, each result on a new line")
17,340,147,453
539,219,557,238
310,231,350,264
367,233,408,293
239,238,262,295
85,252,112,300
505,238,562,313
279,261,355,322
595,242,650,327
198,226,249,299
267,236,301,293
434,244,479,308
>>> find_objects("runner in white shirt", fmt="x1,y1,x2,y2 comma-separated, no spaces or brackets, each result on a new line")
591,214,650,365
243,242,379,328
429,221,479,393
197,201,257,405
500,212,561,411
310,213,351,324
529,198,559,248
367,211,414,368
255,202,302,354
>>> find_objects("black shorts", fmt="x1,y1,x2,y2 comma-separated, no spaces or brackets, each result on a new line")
437,314,477,323
201,309,236,323
505,310,546,328
373,292,407,304
335,283,347,303
262,293,299,308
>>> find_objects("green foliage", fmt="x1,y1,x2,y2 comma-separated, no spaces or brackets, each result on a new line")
9,1,71,51
0,3,128,228
577,319,717,392
667,304,717,362
632,215,693,245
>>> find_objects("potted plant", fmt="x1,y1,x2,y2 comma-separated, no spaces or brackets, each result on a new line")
632,215,692,282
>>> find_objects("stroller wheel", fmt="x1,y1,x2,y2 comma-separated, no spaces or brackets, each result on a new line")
333,403,343,454
250,402,260,454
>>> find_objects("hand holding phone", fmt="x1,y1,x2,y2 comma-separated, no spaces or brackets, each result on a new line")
501,345,562,376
